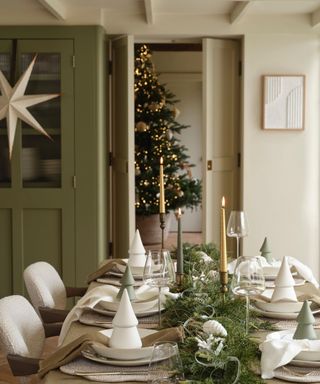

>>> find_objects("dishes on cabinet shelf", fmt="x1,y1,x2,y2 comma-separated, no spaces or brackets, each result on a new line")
40,159,61,181
22,148,41,181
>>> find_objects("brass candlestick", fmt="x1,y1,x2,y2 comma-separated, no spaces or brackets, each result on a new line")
220,271,228,293
176,273,184,287
159,212,166,250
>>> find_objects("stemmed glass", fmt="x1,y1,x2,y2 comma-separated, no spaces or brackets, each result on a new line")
231,256,265,334
143,249,175,327
227,210,248,258
148,341,184,384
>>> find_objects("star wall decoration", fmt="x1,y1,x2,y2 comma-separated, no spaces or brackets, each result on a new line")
0,55,59,158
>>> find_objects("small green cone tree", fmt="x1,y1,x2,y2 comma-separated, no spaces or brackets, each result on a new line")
117,265,136,301
134,44,202,215
293,300,317,340
260,237,273,264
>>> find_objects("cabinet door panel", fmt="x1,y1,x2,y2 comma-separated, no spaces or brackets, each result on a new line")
0,39,75,296
0,209,12,296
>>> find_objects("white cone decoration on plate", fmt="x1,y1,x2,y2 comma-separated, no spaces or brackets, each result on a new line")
271,256,298,303
128,229,146,268
109,288,142,349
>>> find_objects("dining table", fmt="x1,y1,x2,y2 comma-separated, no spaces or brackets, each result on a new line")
42,278,290,384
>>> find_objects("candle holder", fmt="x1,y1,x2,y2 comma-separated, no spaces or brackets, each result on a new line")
176,273,184,287
159,212,166,250
220,271,228,293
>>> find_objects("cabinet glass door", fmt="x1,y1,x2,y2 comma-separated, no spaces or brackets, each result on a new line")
20,52,62,188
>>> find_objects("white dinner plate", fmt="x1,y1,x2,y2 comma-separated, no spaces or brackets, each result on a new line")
290,359,320,368
254,301,303,313
117,263,145,276
92,302,164,318
81,350,152,366
265,278,305,288
251,302,320,320
99,295,158,313
90,328,155,360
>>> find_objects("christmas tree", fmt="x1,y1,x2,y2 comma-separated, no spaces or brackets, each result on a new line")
134,44,202,215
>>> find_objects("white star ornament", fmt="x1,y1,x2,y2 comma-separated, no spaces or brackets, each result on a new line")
0,55,59,158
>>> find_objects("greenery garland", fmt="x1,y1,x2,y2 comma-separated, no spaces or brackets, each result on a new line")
162,243,273,384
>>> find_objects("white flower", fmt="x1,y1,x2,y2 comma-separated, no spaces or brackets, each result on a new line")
203,320,227,337
207,270,219,281
195,334,214,351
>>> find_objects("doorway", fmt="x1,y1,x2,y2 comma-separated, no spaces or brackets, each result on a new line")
110,37,241,258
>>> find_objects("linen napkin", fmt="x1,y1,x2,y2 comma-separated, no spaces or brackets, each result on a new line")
58,285,120,345
87,258,127,283
259,330,320,379
228,256,319,288
39,326,184,378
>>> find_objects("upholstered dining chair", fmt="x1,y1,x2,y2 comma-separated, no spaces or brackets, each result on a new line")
23,261,87,335
0,295,45,380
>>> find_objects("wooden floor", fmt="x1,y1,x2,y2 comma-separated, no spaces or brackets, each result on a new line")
0,232,202,383
0,336,58,384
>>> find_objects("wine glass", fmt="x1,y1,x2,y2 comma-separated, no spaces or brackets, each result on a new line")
231,256,265,334
143,249,175,327
227,210,248,258
148,341,184,384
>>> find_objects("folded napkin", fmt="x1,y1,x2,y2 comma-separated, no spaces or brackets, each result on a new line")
87,259,127,283
58,285,120,345
260,330,320,379
39,326,184,378
228,256,319,288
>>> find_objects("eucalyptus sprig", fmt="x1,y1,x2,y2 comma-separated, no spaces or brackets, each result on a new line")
163,243,272,383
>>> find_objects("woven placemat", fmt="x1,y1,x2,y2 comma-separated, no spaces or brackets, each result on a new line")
263,314,320,331
96,275,144,287
60,357,150,382
274,365,320,382
79,309,159,329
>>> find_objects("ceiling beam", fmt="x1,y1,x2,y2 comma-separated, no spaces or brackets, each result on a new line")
311,6,320,28
37,0,66,21
144,0,154,25
230,1,252,24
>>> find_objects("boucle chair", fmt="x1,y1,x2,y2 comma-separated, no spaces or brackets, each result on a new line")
0,295,44,377
23,261,86,335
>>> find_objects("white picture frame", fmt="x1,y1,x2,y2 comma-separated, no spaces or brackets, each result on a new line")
262,75,305,130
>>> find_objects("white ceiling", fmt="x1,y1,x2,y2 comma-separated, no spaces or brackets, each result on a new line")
1,0,320,29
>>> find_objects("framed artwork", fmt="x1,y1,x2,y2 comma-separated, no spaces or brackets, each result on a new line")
262,75,305,130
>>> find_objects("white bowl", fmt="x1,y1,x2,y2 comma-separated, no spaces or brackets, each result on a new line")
91,328,155,360
254,301,303,313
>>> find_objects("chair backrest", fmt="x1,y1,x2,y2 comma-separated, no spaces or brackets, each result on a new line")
23,261,67,311
0,295,45,358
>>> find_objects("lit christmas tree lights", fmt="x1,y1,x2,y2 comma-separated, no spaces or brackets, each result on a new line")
134,44,202,215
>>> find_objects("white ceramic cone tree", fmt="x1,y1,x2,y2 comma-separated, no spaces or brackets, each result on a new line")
293,300,317,340
116,265,136,301
109,289,142,349
271,256,297,303
128,229,146,267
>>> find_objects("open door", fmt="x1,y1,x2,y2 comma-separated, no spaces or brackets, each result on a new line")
111,36,135,258
202,38,240,250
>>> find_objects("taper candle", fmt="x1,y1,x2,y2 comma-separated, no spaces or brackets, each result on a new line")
159,157,165,214
176,208,183,274
220,196,228,273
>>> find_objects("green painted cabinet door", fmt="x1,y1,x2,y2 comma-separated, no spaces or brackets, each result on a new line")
0,39,75,296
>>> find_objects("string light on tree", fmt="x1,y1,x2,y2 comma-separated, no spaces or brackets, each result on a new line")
135,43,202,215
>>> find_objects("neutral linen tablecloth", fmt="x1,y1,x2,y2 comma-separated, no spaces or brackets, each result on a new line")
42,281,300,384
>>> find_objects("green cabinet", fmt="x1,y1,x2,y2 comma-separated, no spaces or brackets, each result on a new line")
0,27,107,297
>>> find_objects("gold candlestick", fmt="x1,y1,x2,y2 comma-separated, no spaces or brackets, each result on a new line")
175,208,183,285
159,157,166,249
220,196,228,293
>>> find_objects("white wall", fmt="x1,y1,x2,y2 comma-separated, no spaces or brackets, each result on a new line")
117,14,320,277
242,34,320,277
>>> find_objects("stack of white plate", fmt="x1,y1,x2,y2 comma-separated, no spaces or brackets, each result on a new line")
41,159,61,180
22,148,40,181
